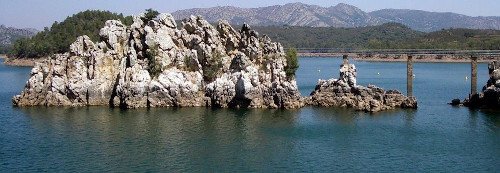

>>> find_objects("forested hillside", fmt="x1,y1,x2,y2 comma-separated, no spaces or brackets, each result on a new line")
254,23,422,49
255,23,500,50
414,28,500,50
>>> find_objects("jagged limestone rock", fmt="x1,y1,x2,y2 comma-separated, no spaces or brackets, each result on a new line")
13,13,303,109
307,61,417,112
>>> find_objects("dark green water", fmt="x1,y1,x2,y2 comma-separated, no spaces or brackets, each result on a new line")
1,57,499,172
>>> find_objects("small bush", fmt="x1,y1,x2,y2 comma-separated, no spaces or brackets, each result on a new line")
285,48,299,78
142,8,159,21
203,52,223,82
183,55,198,72
146,45,161,78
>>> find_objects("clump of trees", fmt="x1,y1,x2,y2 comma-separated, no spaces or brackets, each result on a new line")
10,10,133,58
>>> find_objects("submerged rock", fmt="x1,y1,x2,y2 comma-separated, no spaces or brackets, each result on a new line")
449,98,461,106
306,60,417,112
463,61,500,109
13,14,303,109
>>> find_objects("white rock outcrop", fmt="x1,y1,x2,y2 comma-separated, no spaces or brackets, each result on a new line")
13,14,303,109
306,60,417,112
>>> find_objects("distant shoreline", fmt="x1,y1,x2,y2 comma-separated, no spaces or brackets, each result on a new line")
1,53,497,67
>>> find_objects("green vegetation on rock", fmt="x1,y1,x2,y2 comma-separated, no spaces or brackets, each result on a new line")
285,48,299,78
142,8,160,21
203,52,224,82
146,45,162,78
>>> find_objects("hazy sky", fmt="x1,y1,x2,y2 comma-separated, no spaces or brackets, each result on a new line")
1,0,499,29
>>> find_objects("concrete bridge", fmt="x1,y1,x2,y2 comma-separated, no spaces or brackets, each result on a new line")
295,48,500,57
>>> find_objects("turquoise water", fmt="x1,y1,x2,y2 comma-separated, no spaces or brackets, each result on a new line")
1,57,498,172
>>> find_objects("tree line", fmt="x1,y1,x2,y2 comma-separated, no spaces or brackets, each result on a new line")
10,10,133,58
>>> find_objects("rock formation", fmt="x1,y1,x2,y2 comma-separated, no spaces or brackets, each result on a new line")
463,61,500,109
13,13,303,109
306,59,417,112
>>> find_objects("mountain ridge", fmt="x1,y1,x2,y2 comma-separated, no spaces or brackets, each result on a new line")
172,2,500,32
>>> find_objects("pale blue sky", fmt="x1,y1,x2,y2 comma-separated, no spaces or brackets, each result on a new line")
1,0,498,29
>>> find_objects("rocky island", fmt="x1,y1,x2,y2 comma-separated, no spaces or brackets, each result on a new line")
12,12,419,112
13,13,303,109
462,61,500,109
306,58,418,112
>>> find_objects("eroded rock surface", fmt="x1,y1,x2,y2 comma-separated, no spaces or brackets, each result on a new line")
463,61,500,109
307,60,417,112
13,14,303,109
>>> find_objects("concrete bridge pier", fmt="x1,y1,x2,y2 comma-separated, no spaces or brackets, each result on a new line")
471,56,478,96
407,54,413,97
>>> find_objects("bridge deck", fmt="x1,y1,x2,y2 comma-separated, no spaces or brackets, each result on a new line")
295,48,500,56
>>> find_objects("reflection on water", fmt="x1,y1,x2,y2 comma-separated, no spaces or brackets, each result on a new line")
479,110,500,131
13,107,304,172
9,106,496,172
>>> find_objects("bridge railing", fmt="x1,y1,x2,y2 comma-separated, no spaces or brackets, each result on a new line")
294,48,500,56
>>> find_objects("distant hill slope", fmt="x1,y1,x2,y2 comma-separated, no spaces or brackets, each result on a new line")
172,2,500,32
173,3,385,28
0,25,37,53
369,9,500,32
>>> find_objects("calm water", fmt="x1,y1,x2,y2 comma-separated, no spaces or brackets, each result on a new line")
1,57,499,172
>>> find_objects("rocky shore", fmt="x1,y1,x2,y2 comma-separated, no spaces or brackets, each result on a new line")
1,54,44,66
13,13,303,109
2,56,44,66
461,61,500,109
305,59,417,112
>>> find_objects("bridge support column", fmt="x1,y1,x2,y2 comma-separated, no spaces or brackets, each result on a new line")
407,54,413,97
342,54,349,65
471,56,478,96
